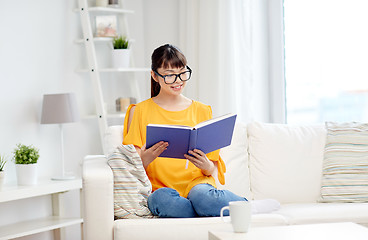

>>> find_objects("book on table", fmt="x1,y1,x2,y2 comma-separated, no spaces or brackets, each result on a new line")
146,113,237,159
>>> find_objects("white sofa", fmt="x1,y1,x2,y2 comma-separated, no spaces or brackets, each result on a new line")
82,122,368,240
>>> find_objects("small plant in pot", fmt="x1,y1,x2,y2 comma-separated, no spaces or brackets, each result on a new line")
112,36,130,68
0,154,7,190
13,144,40,186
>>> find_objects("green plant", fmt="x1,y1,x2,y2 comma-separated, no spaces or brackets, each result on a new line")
112,36,129,49
0,155,7,171
13,144,40,165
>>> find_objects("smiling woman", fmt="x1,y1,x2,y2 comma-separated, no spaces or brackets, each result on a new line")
121,44,250,218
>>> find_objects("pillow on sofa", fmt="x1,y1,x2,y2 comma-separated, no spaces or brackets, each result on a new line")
107,144,154,219
104,125,123,155
219,122,251,199
320,122,368,203
247,122,326,204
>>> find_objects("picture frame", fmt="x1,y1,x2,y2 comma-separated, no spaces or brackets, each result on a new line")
95,15,117,37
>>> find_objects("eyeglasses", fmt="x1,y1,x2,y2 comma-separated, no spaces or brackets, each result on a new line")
153,66,192,84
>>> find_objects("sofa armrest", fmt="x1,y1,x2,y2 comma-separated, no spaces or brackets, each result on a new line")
82,155,114,240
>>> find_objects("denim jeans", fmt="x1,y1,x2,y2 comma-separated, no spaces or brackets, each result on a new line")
147,184,247,218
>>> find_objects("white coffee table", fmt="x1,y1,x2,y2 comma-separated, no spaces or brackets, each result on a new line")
209,222,368,240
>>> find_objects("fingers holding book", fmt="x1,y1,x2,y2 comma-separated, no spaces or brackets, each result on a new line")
140,141,169,169
184,149,215,176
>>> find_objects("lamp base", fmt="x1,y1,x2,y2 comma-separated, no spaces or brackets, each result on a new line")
51,175,76,181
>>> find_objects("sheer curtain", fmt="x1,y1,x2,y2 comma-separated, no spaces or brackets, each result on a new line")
179,0,270,123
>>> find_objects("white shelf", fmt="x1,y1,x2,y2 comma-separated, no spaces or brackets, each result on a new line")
74,37,112,44
0,179,83,240
77,0,142,153
76,67,151,73
84,112,126,119
74,37,136,44
74,6,134,14
101,67,151,72
0,179,82,203
0,216,83,240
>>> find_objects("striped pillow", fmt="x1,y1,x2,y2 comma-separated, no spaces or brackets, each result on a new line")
320,122,368,203
107,144,154,218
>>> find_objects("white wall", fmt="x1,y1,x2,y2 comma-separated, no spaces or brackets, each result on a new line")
0,0,181,239
0,1,96,239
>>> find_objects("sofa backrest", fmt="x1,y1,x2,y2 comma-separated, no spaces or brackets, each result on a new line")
247,122,326,204
219,122,251,199
104,125,124,155
103,122,327,204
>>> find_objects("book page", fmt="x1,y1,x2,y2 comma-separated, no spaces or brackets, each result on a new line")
194,113,236,129
147,124,193,130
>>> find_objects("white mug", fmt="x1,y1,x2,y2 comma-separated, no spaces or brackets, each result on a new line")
220,201,251,233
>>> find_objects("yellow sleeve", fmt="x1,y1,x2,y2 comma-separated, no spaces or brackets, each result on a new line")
123,104,144,148
205,106,226,185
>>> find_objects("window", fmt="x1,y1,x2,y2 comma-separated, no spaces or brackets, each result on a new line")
284,0,368,124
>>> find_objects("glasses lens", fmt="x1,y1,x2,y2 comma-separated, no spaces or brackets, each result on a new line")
179,71,191,81
164,75,176,84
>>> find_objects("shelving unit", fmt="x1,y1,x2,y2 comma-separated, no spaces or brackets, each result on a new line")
76,0,150,153
0,179,83,240
75,67,150,73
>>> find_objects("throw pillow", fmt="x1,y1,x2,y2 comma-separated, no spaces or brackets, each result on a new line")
107,144,154,218
247,122,326,203
320,122,368,203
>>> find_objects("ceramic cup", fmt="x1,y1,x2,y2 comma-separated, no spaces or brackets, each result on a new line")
220,201,252,233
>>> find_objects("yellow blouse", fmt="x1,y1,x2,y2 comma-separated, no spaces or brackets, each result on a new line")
123,98,226,197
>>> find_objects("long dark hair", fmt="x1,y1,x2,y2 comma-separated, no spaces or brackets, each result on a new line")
151,44,187,97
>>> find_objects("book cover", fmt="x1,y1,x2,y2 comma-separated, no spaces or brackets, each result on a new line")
146,113,237,159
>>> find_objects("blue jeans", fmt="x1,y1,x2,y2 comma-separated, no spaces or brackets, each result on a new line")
147,184,247,218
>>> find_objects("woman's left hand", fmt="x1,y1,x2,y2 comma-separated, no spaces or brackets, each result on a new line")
184,149,215,176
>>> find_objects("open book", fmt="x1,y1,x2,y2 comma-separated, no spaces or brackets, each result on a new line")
146,113,237,159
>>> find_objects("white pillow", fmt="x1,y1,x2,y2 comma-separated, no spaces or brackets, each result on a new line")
104,125,124,155
247,122,326,203
219,122,251,199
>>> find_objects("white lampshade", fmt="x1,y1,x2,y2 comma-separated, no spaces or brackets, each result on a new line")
41,93,79,181
41,93,79,124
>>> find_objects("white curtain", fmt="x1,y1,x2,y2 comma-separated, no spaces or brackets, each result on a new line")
179,0,270,123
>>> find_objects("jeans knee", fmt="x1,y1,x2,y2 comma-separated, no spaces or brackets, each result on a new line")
187,184,247,217
188,184,228,205
148,188,176,208
148,188,196,218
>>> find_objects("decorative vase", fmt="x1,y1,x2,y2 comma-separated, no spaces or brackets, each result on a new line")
108,0,119,7
112,49,130,68
0,171,4,190
16,164,38,186
96,0,108,7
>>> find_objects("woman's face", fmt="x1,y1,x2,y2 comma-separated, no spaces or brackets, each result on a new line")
152,66,189,96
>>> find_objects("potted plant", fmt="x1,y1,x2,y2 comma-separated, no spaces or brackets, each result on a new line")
13,144,40,186
0,154,7,190
112,36,130,68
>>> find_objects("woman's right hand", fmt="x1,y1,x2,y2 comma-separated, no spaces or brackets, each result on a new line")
136,141,168,169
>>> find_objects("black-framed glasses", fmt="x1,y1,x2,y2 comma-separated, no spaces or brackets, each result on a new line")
153,66,192,84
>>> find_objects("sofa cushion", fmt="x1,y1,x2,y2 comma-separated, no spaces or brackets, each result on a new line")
219,122,251,199
104,125,124,155
107,144,153,219
247,122,326,203
320,122,368,203
274,203,368,225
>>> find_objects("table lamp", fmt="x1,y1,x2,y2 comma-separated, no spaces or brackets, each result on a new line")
41,93,80,180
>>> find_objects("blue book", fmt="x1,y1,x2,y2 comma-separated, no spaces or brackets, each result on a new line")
146,113,237,159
